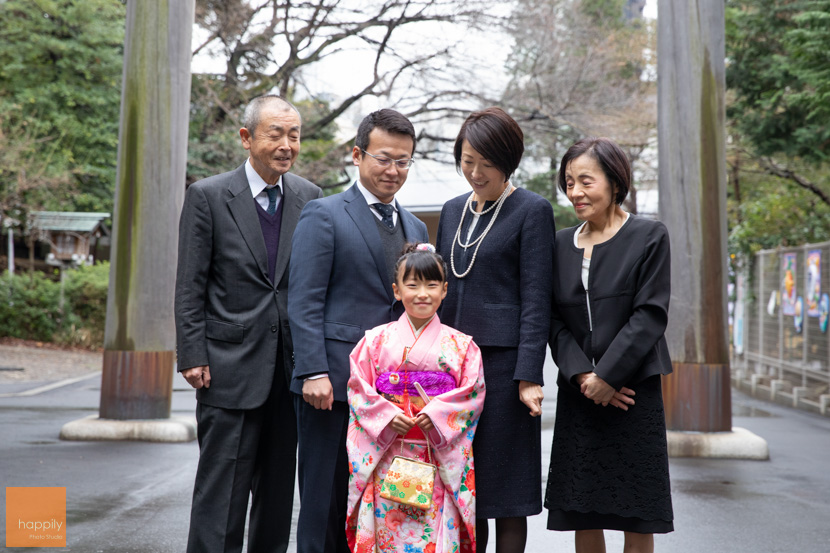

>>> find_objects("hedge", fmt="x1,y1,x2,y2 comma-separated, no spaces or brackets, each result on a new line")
0,262,110,347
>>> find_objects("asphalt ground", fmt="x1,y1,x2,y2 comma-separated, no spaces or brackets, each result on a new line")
1,354,829,552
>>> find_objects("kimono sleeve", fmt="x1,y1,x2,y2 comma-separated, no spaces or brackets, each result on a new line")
421,339,486,450
347,332,402,449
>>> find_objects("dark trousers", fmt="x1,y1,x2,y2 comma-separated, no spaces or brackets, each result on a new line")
187,373,297,553
293,394,350,553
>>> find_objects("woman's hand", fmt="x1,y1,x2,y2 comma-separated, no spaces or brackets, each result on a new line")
579,373,616,406
414,413,435,433
518,380,544,417
609,387,636,411
389,413,415,435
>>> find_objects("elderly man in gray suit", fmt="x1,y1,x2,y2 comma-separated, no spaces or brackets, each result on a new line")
175,95,322,553
288,109,429,553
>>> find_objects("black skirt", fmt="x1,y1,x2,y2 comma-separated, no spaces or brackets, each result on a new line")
474,346,542,518
544,374,673,533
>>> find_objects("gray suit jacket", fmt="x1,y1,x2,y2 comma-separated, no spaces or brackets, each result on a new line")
287,183,429,402
175,163,323,410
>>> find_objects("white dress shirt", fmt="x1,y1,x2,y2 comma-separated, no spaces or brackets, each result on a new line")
356,180,398,227
246,159,284,210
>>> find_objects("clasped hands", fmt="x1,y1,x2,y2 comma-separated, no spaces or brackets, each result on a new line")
575,372,635,411
390,412,435,435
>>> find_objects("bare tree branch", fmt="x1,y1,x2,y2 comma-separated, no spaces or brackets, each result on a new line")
758,157,830,206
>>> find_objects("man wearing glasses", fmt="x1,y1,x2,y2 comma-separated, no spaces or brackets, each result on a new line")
288,109,429,553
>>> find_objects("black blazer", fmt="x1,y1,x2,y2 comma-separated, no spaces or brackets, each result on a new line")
436,188,555,384
549,215,673,391
287,184,429,401
174,164,323,410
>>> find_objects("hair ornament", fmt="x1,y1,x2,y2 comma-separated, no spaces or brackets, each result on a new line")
415,243,436,253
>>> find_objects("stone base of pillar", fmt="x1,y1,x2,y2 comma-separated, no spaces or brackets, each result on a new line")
667,426,768,459
59,414,196,443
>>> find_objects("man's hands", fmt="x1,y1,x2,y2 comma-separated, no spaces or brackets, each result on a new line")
182,365,211,389
575,372,636,411
302,376,334,410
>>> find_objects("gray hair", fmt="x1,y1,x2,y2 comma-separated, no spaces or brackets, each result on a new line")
243,95,301,137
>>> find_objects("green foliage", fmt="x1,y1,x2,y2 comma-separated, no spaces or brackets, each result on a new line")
0,271,63,341
0,0,125,220
726,0,830,260
728,171,830,258
726,0,830,163
0,263,109,346
62,262,109,345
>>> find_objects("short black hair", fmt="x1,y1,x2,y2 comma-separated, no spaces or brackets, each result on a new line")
395,244,447,284
557,137,631,205
355,109,416,154
454,107,524,181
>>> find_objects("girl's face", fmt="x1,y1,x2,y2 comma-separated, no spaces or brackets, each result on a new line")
564,154,618,222
460,139,508,202
393,268,447,329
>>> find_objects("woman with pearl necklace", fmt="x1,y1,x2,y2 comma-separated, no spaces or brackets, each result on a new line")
436,107,556,553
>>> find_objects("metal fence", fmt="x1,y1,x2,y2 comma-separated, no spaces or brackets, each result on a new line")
733,240,830,396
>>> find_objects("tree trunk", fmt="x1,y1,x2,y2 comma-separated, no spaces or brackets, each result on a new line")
657,0,731,431
101,0,194,420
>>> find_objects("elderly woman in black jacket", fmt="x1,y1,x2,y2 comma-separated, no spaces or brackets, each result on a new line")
436,107,555,553
545,137,674,553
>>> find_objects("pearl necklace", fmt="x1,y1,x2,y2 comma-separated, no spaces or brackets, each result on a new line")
450,184,513,279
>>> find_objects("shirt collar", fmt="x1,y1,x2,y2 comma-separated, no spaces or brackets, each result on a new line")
246,159,284,198
355,180,397,211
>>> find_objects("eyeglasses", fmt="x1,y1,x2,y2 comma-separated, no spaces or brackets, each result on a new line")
361,149,414,170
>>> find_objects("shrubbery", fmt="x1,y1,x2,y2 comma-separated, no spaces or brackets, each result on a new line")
0,262,110,348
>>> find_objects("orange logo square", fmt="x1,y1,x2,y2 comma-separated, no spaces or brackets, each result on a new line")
6,487,67,547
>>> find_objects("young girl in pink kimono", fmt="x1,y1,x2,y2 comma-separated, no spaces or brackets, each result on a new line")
346,243,486,553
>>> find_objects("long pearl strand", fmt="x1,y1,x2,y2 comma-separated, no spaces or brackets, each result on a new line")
450,184,513,279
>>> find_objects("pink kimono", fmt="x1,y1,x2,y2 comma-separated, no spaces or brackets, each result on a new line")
346,314,485,553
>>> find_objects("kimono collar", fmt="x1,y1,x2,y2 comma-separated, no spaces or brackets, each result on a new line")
396,312,441,369
406,314,437,338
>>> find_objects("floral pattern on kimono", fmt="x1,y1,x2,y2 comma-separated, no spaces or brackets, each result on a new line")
346,314,485,553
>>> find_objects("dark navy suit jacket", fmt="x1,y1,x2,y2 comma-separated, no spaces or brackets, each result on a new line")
288,183,429,402
436,187,555,385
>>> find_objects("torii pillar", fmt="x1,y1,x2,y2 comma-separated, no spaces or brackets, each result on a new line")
61,0,196,442
657,0,767,458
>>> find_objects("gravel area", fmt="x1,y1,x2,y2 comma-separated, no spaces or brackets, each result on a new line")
0,339,102,382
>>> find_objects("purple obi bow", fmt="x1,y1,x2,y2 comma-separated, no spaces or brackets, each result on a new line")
376,370,456,397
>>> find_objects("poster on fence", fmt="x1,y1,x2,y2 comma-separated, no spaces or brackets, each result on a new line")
806,250,821,317
781,253,797,316
733,273,745,354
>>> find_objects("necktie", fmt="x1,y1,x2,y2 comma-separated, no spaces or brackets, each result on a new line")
265,187,280,215
373,203,395,229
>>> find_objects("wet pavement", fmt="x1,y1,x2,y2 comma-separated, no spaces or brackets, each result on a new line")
2,356,829,552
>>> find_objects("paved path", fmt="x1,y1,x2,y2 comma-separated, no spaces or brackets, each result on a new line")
1,354,829,552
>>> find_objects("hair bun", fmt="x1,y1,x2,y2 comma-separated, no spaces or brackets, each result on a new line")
401,242,435,255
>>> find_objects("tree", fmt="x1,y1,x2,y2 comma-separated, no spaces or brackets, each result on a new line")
502,0,656,213
725,0,830,258
188,0,501,189
0,0,125,218
727,0,830,164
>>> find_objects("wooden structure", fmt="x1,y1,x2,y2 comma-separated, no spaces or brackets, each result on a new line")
657,0,731,431
31,211,110,266
100,0,194,420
